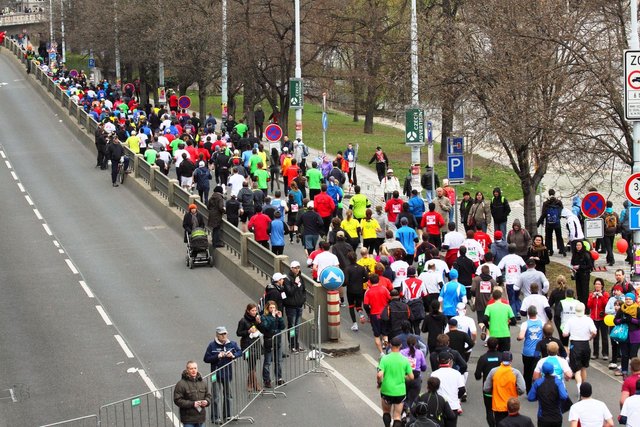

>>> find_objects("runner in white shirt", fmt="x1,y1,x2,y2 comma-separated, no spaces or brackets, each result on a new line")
429,257,450,283
520,283,552,323
620,385,640,427
227,169,246,197
563,302,597,394
459,237,484,264
568,382,613,427
390,259,409,290
497,244,527,318
417,261,443,308
443,228,465,250
475,252,502,281
431,352,465,413
312,244,340,278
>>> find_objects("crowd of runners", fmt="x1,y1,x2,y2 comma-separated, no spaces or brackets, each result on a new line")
23,57,640,427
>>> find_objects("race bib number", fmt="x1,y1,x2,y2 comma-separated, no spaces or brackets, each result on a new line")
426,216,436,225
480,281,492,293
291,204,299,212
507,265,519,274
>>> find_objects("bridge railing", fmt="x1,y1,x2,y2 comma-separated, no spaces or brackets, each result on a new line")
0,12,45,26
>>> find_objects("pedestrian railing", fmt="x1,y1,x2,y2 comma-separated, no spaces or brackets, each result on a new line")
42,317,321,427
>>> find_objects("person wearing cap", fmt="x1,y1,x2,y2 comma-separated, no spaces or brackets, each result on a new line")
620,378,640,427
490,231,508,264
475,337,503,427
527,361,569,427
481,288,516,351
615,292,640,377
182,203,205,243
376,336,414,427
283,261,306,351
203,326,242,423
381,168,402,202
483,351,526,424
126,129,140,155
431,349,466,416
438,268,467,318
296,200,323,255
264,272,287,313
380,289,412,341
568,382,613,427
446,317,475,364
368,146,389,183
193,160,212,203
173,360,211,427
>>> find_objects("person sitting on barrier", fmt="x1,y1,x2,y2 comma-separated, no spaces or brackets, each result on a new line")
182,204,205,243
261,300,286,388
203,326,242,424
173,361,211,427
236,303,264,392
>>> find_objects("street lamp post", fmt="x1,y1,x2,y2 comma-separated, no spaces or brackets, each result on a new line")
221,0,228,124
294,0,303,141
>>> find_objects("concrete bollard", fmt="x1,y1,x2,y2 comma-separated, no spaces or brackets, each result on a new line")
327,290,341,341
149,165,159,191
167,179,179,206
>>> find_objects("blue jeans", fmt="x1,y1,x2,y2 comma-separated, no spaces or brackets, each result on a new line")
211,378,233,421
425,190,434,203
263,340,283,383
303,234,319,252
285,306,303,349
506,284,521,317
496,221,507,235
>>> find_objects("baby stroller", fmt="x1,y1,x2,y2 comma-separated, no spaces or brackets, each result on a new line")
185,227,214,268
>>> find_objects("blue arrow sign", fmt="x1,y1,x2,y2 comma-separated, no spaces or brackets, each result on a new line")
319,266,344,290
630,206,640,230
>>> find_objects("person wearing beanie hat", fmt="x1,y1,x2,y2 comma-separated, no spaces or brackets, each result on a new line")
182,203,205,243
490,187,511,236
568,382,614,427
563,301,597,395
490,230,509,264
193,158,213,203
438,268,467,318
617,292,640,377
527,361,569,427
401,266,427,334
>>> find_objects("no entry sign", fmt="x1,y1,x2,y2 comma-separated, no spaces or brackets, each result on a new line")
264,123,283,142
581,191,606,219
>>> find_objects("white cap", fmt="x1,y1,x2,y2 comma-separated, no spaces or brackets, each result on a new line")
387,168,393,173
456,302,466,312
290,261,301,268
575,302,585,317
307,201,314,209
199,161,205,167
272,272,286,281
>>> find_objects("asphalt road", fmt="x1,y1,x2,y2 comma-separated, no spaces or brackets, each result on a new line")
0,48,630,427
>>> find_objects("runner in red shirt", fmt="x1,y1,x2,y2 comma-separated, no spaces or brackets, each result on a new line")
313,184,336,235
282,159,300,193
384,191,404,224
473,225,493,253
420,202,445,249
247,205,271,248
364,274,391,357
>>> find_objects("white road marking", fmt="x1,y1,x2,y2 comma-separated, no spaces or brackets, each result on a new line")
42,223,52,236
95,305,113,325
320,360,382,416
5,160,11,169
165,411,180,427
138,369,162,398
52,240,60,247
78,280,94,298
590,361,623,384
17,183,24,192
10,171,17,180
58,249,64,254
24,195,33,205
64,259,78,274
33,209,42,219
114,334,134,358
0,150,5,158
362,353,379,368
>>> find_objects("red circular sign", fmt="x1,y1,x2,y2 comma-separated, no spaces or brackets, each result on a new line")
123,83,135,94
625,173,640,205
178,96,191,109
629,70,640,90
264,123,283,142
581,191,606,219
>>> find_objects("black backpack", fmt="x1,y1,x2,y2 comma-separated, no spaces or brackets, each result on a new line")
546,205,560,225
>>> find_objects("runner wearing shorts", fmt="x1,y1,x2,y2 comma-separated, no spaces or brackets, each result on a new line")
377,337,414,427
562,302,596,394
364,274,391,358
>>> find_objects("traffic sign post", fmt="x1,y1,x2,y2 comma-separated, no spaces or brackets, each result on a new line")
625,173,640,205
581,191,606,219
583,218,604,239
264,123,283,143
289,78,303,109
630,206,640,230
405,109,425,144
625,50,640,120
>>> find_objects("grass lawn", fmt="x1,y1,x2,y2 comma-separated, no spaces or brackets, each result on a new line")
188,91,524,201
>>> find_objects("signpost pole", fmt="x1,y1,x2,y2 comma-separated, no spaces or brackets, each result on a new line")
631,0,640,281
322,92,327,154
294,0,303,141
221,0,228,122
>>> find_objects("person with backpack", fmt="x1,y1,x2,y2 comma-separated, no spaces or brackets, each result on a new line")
620,201,634,264
601,201,620,266
410,377,457,427
536,189,566,256
490,187,511,236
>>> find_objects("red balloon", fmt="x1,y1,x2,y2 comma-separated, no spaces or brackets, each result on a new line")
590,250,599,261
617,238,629,254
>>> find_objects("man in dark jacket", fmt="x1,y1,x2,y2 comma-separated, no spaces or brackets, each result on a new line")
332,231,353,269
95,123,108,169
203,327,242,423
207,186,226,247
536,189,565,256
380,289,411,340
453,246,475,290
283,261,306,352
490,187,511,236
296,201,324,255
527,361,569,427
459,191,473,233
105,136,127,187
173,361,211,427
420,166,440,202
429,333,468,374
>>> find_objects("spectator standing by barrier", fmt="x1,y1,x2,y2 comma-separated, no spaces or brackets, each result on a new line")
283,261,306,352
261,300,285,388
236,304,264,392
203,327,242,424
587,278,609,360
173,361,211,427
490,187,511,236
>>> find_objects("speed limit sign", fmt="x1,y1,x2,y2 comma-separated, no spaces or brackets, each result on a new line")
625,172,640,205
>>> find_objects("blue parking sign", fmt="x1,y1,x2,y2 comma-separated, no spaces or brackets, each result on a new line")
447,155,465,181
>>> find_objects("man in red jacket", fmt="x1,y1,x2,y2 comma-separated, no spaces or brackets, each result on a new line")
421,202,445,249
247,205,272,249
313,184,335,236
384,191,404,225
